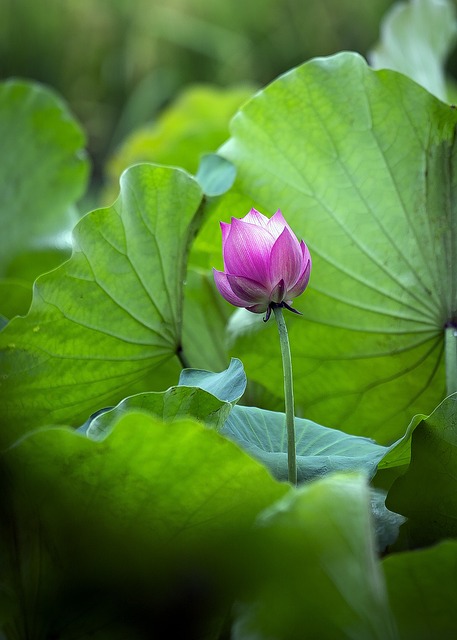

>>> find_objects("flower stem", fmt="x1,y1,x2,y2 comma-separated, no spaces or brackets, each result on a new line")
445,325,457,396
273,305,297,486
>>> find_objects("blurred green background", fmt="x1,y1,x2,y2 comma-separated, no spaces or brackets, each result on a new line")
2,0,405,189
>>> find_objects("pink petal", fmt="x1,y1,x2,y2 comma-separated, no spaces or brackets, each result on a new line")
220,221,231,247
286,240,311,298
286,258,311,300
223,217,275,285
266,209,293,238
299,239,312,267
270,279,286,304
242,208,269,227
213,269,251,307
226,274,270,304
269,227,303,290
246,302,269,314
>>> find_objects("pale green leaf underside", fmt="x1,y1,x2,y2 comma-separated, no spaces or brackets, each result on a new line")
178,357,246,404
369,0,457,102
196,153,236,196
220,51,457,442
0,80,89,277
221,405,395,482
0,165,203,440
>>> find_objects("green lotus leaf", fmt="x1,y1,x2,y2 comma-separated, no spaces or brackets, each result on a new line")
383,540,457,639
83,385,231,441
386,393,457,546
0,80,89,279
217,51,456,443
233,474,398,640
0,412,285,636
0,164,203,442
178,357,246,405
181,268,232,372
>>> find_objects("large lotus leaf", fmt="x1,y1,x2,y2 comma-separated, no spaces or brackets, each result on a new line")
0,412,285,637
383,540,457,639
386,393,457,546
217,51,456,443
369,0,457,102
0,164,204,442
233,474,398,640
0,80,89,279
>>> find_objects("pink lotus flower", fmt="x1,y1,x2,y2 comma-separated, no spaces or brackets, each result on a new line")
213,208,311,321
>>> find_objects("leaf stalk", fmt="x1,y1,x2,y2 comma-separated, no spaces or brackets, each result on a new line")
273,305,297,485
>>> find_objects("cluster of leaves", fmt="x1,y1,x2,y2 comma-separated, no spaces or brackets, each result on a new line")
2,0,457,637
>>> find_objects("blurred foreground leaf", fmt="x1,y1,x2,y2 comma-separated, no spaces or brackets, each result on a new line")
233,474,398,640
0,412,285,638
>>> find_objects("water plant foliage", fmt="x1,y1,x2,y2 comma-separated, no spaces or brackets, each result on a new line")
2,1,457,636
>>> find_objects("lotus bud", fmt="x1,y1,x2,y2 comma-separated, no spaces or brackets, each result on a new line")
213,208,311,321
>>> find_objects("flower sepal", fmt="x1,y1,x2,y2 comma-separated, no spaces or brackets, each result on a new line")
263,300,303,323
